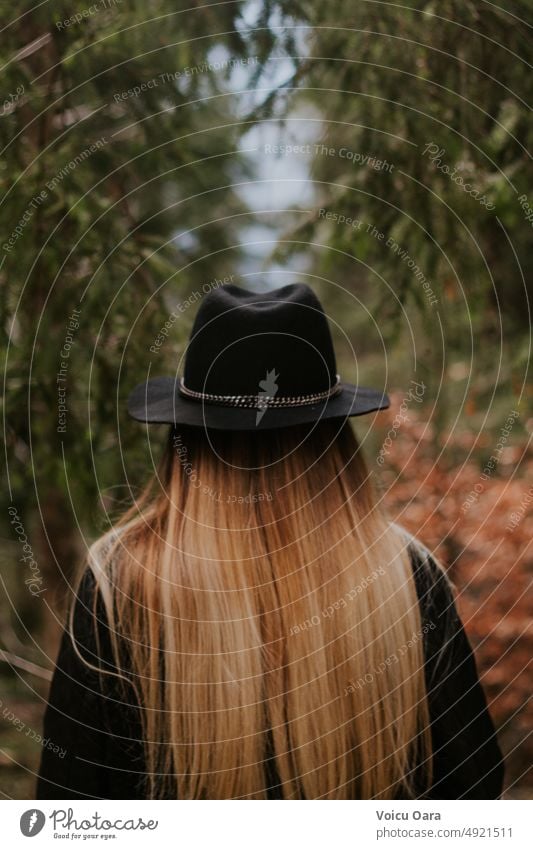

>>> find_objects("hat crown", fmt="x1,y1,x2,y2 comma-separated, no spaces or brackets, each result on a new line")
183,283,338,398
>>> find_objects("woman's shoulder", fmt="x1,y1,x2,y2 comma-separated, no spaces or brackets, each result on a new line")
390,522,451,583
389,522,470,681
74,525,130,630
64,567,114,674
389,522,459,624
69,526,126,674
73,525,143,679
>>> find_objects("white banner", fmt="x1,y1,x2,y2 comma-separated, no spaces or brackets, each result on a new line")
2,799,531,848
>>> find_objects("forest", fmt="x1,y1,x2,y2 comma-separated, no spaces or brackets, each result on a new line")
0,1,531,798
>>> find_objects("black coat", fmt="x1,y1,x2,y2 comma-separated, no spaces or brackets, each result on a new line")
36,542,505,799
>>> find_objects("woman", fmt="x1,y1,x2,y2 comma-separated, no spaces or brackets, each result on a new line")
37,283,504,800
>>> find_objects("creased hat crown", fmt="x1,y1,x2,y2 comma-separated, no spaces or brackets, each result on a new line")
183,283,338,398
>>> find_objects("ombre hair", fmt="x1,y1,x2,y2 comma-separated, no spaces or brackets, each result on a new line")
79,419,435,799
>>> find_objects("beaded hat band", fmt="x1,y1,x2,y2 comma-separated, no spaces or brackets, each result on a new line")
178,375,342,409
128,283,390,429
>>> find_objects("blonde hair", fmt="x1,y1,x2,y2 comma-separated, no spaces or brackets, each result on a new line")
81,419,433,799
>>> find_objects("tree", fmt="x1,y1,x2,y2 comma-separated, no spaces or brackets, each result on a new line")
268,1,532,432
0,0,297,637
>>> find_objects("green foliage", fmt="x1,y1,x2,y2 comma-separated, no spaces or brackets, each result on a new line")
0,0,530,568
0,1,295,546
269,1,532,406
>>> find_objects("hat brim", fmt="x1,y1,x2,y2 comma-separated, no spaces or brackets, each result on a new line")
127,377,390,431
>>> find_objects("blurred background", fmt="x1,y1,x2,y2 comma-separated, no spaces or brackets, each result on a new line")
0,0,531,798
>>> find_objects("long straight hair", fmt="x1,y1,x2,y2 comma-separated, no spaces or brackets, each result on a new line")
82,419,433,799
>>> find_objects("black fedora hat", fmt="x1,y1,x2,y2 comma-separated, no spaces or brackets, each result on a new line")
127,283,390,430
